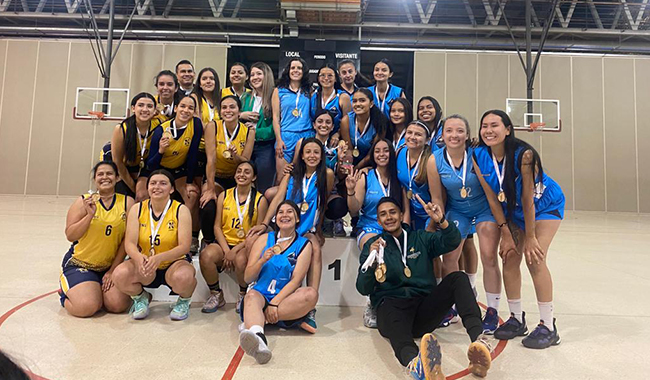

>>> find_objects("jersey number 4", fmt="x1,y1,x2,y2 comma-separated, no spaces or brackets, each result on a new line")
267,279,277,295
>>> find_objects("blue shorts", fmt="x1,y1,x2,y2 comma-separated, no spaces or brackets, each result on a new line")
280,130,314,163
447,205,495,239
143,254,192,290
411,213,430,230
239,289,306,329
356,226,383,250
510,192,565,231
59,248,107,307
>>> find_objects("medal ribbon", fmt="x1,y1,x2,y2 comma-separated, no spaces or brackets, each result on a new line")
375,84,390,114
205,97,215,120
138,125,149,161
171,120,178,138
446,149,467,192
491,153,506,196
234,187,252,232
354,115,371,152
375,169,390,197
361,242,385,273
294,88,301,116
393,129,406,150
223,121,239,152
392,229,409,270
407,149,424,193
149,199,172,252
321,89,337,109
302,172,316,203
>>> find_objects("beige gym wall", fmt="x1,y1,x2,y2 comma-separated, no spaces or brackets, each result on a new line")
0,38,227,197
414,50,650,213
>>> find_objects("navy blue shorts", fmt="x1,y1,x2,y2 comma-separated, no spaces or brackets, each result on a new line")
143,254,192,290
59,248,107,307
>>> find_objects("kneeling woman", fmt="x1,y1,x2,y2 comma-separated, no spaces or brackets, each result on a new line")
239,200,317,364
60,161,133,317
113,169,197,321
200,161,268,314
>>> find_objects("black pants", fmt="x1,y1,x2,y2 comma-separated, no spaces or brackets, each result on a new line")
200,199,217,243
376,271,483,366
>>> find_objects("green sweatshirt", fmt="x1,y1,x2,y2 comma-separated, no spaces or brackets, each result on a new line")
240,92,275,142
356,223,462,308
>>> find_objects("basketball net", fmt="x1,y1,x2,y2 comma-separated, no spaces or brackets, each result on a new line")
529,122,545,132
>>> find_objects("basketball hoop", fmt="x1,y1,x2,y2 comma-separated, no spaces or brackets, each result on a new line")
88,111,106,120
529,122,545,131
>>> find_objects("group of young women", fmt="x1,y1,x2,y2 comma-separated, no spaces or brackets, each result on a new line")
59,57,565,369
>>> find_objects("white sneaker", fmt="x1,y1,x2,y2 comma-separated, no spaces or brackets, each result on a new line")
235,291,245,314
363,301,377,328
239,329,272,364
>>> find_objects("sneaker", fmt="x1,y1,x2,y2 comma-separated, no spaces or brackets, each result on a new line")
363,301,377,329
438,308,458,328
494,311,528,340
333,218,347,237
239,329,272,364
350,225,359,238
522,319,560,349
482,307,499,334
170,296,192,321
129,290,151,320
322,219,334,238
235,291,246,314
190,237,199,255
467,334,493,378
201,290,226,313
406,333,445,380
300,309,317,334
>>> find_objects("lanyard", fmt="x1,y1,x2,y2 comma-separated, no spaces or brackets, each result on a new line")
234,187,252,230
302,172,316,203
375,84,390,113
354,115,371,150
323,137,336,155
446,149,467,190
392,229,408,269
223,121,238,150
138,125,149,159
491,153,506,194
393,129,406,150
321,89,337,109
375,169,389,197
149,199,172,250
407,149,424,192
295,88,301,110
231,86,243,98
205,97,215,120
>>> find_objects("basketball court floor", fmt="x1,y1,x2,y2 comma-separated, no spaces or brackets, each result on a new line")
0,195,648,380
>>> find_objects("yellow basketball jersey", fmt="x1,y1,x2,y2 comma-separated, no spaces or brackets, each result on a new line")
215,120,249,178
69,193,128,271
221,87,251,99
198,97,220,152
137,199,184,270
159,118,195,169
153,95,174,124
121,119,162,167
221,188,261,246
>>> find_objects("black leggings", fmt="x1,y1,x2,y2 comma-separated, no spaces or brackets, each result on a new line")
376,272,483,366
200,199,217,243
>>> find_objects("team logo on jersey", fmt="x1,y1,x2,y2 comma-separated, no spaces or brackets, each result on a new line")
184,138,191,146
172,151,179,156
407,251,421,260
168,221,175,230
140,223,147,227
77,268,88,273
239,141,246,149
121,212,127,221
287,252,297,266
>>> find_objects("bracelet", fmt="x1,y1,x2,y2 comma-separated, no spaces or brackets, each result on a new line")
498,222,507,229
261,222,269,228
268,303,278,308
438,215,446,225
347,192,356,197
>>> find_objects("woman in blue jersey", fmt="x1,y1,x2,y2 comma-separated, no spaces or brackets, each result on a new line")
340,88,387,169
473,110,565,349
368,59,405,118
272,58,313,182
262,138,335,331
239,200,317,364
388,98,413,152
310,64,351,135
60,161,133,317
429,115,502,333
417,96,444,150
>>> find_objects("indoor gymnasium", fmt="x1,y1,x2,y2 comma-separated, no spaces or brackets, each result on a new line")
0,1,648,379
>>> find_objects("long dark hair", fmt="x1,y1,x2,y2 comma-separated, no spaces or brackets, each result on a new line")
354,88,388,142
194,67,221,119
387,97,413,143
291,138,328,213
369,138,402,206
122,92,157,163
417,96,443,137
277,58,311,95
315,64,340,115
235,160,258,224
478,109,544,218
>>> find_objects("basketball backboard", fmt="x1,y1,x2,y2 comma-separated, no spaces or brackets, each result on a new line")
506,98,561,132
74,87,130,121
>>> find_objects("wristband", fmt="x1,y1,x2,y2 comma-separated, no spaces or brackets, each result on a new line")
261,222,269,228
347,192,356,197
438,215,446,225
498,222,507,229
268,304,278,308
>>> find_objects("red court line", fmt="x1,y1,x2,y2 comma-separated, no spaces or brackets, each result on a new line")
220,347,244,380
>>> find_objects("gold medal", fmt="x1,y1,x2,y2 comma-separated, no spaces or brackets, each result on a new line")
460,187,468,199
156,103,165,113
139,161,145,169
292,108,300,117
272,244,282,254
162,128,173,140
223,149,232,159
407,190,413,200
375,266,384,281
149,247,156,257
90,192,100,203
404,266,411,278
338,140,346,149
237,229,246,239
498,190,506,203
352,148,360,157
300,202,309,213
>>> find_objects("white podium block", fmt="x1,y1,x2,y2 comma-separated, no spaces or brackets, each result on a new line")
151,237,367,307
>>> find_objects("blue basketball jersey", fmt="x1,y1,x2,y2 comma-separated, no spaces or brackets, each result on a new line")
396,147,431,224
429,124,444,151
286,174,320,236
323,141,338,171
251,232,310,301
279,87,311,134
392,131,406,151
369,84,403,118
349,111,378,163
358,169,390,232
310,90,344,133
434,147,488,215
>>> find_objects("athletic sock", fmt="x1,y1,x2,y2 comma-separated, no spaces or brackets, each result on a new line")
538,301,554,331
507,299,523,323
239,286,247,294
208,281,221,292
486,292,501,310
249,324,266,344
466,272,477,288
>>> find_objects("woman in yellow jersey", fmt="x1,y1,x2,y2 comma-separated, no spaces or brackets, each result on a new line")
221,62,250,99
200,161,269,314
113,169,196,321
200,95,255,247
191,67,221,179
60,161,133,317
153,70,180,124
109,93,160,201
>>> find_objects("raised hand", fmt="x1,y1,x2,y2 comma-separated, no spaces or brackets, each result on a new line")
414,194,443,223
